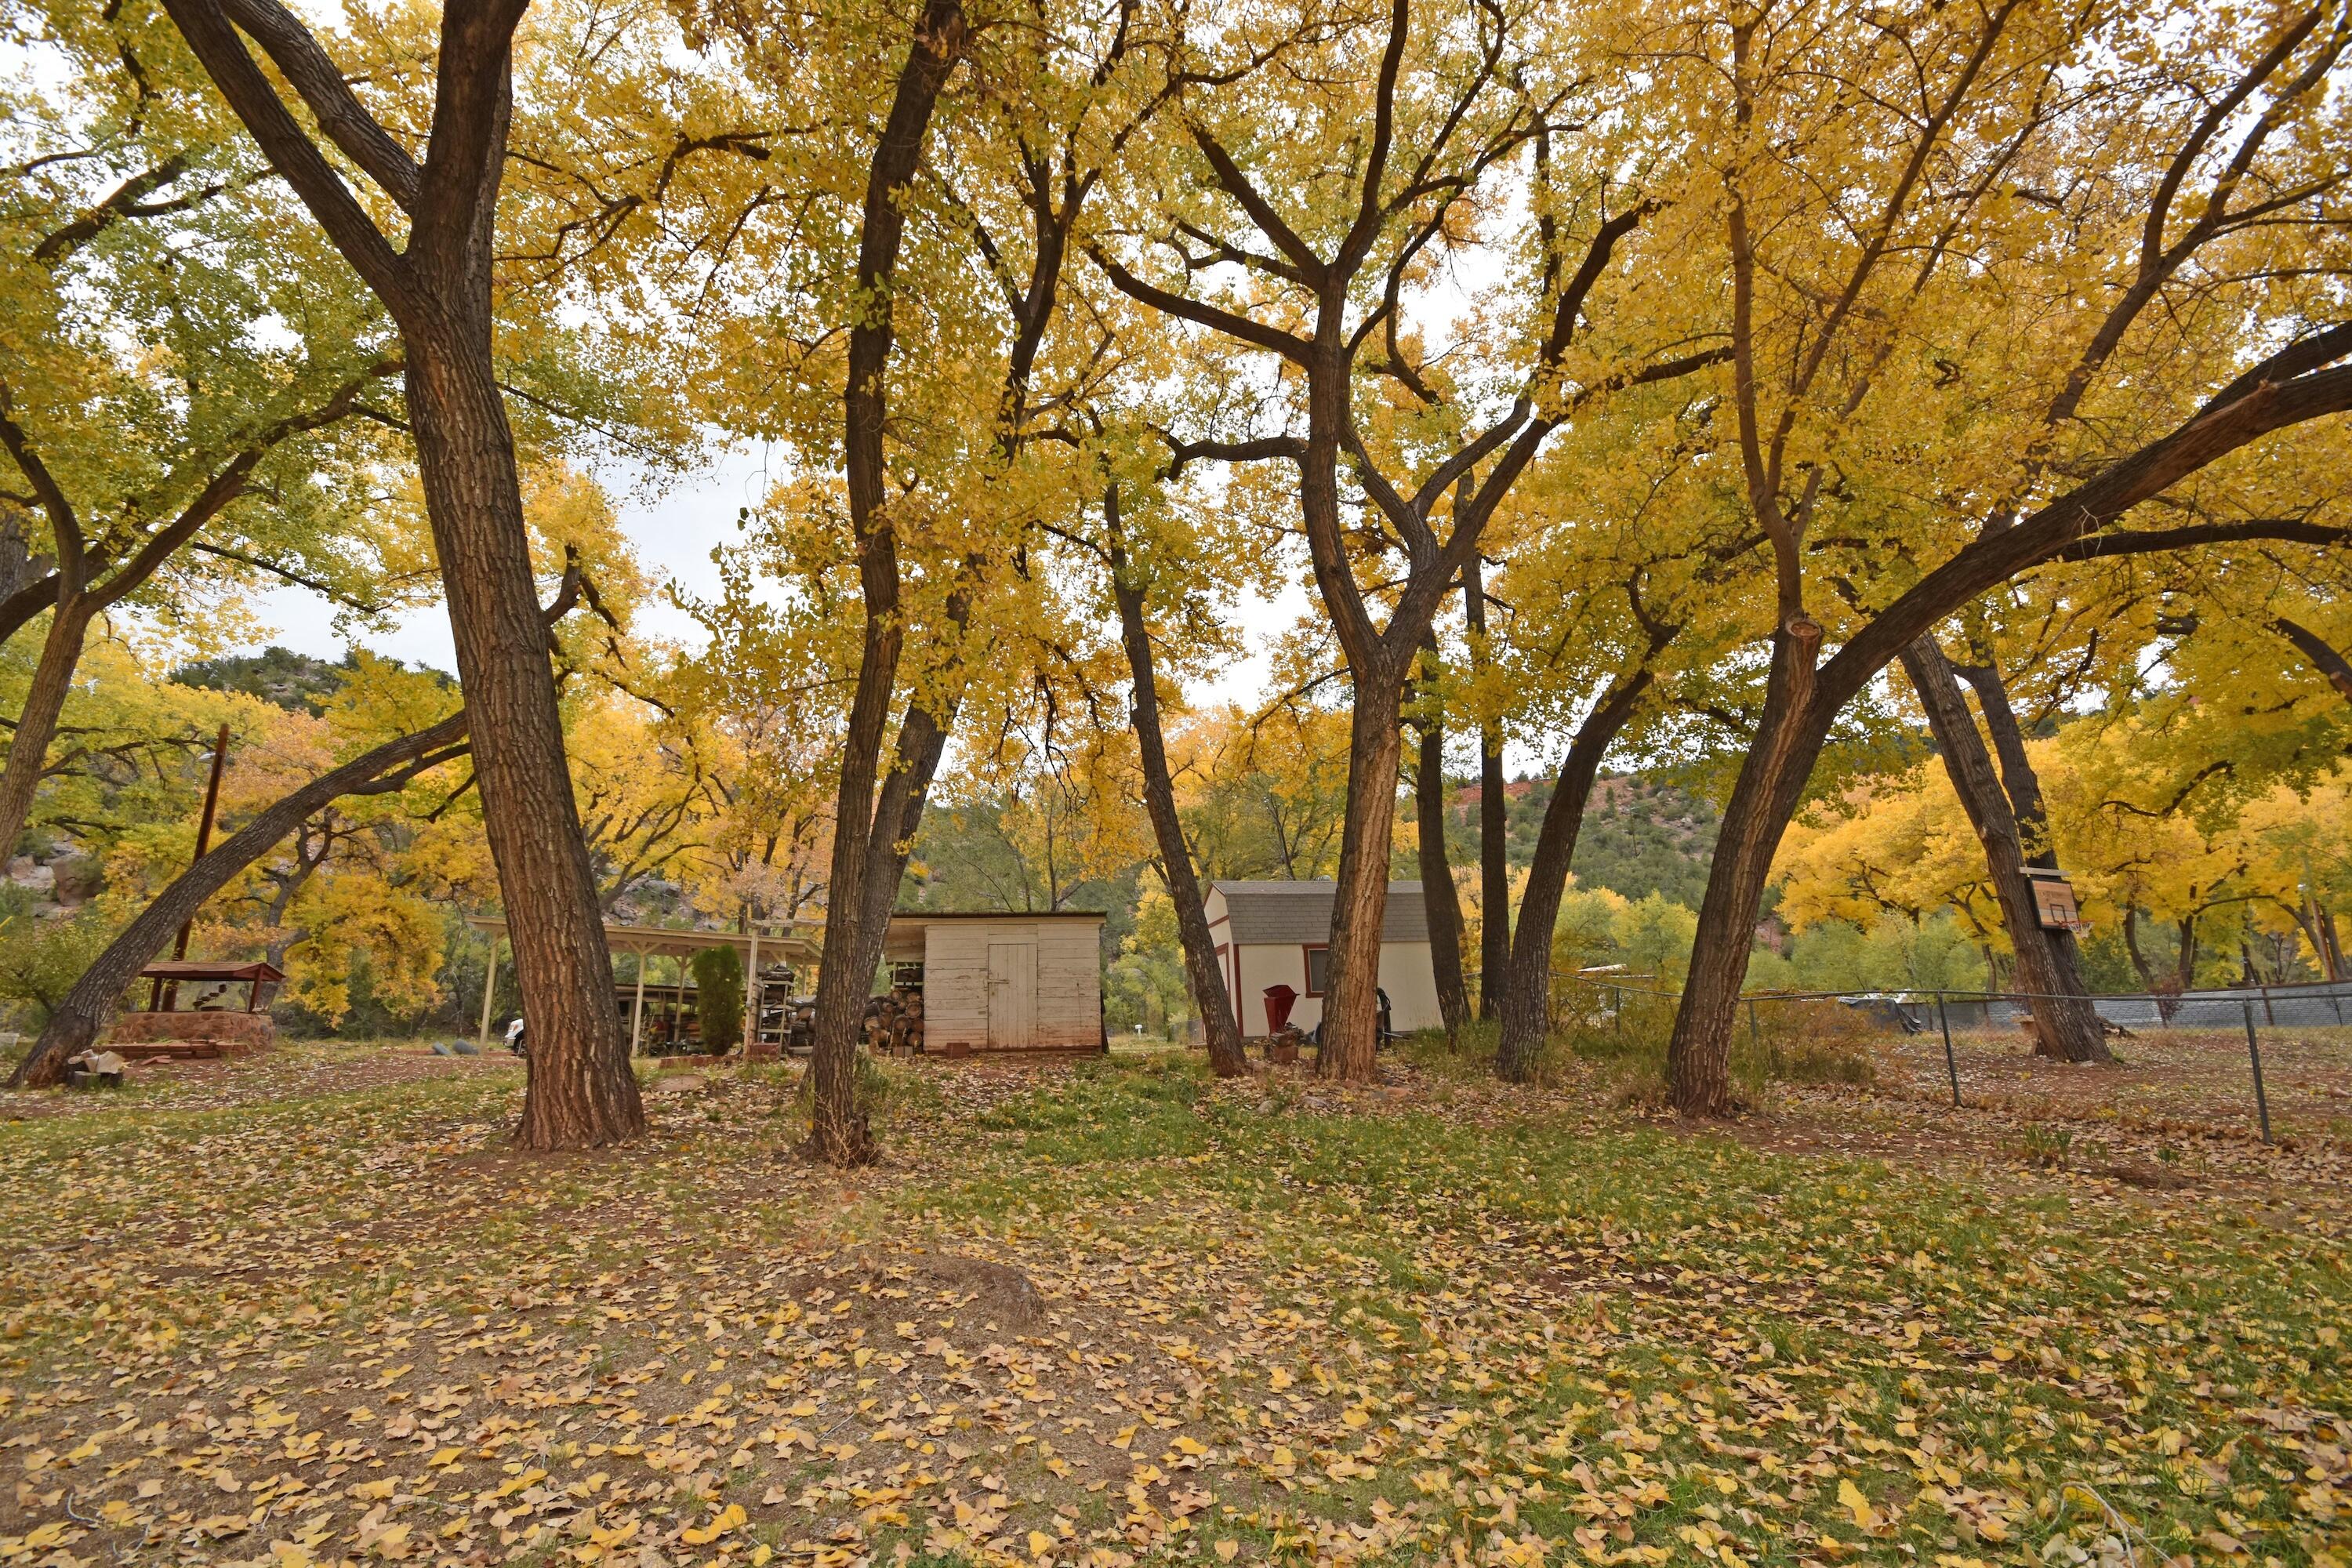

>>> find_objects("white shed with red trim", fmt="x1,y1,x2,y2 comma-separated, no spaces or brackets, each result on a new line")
1202,880,1443,1038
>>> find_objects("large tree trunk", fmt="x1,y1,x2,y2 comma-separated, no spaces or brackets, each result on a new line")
1904,640,2109,1062
1108,495,1246,1076
805,569,903,1163
1412,649,1471,1038
1316,661,1407,1081
156,0,643,1149
1461,557,1508,1017
1494,672,1652,1081
8,712,468,1087
1666,622,1826,1116
0,597,90,861
806,0,967,1165
1948,654,2107,1057
406,334,643,1149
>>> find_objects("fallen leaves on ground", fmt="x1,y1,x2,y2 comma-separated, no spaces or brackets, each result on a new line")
1,1040,2345,1568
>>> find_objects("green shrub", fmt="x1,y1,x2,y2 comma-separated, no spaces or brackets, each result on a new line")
688,945,743,1053
791,1048,938,1130
1561,990,1875,1102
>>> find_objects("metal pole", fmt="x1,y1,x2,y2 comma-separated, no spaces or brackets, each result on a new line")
1936,991,1960,1108
1747,997,1761,1053
1613,985,1621,1034
2241,1000,2272,1145
477,937,499,1047
152,722,231,1011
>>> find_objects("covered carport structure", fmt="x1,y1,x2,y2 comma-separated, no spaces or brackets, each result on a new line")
463,916,818,1054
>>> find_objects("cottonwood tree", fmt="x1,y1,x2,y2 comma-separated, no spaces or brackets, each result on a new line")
799,0,1049,1160
1479,378,1761,1080
1460,560,1508,1018
644,0,1102,1156
1176,702,1354,884
1099,473,1257,1074
1098,0,1721,1078
1011,457,1257,1072
1,2,412,860
1890,1,2349,1062
662,608,841,938
13,712,470,1085
1776,709,2352,990
7,552,622,1087
1640,0,2352,1113
158,0,650,1145
663,0,1258,1151
1027,324,1299,1076
1407,637,1472,1037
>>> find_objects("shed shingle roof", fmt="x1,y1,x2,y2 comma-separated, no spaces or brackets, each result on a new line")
1210,880,1430,944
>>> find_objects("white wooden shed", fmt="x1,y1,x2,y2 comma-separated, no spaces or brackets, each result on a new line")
1203,880,1443,1038
884,911,1107,1054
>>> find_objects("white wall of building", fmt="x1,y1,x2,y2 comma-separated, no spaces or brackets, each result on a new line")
920,918,1102,1051
1218,938,1442,1036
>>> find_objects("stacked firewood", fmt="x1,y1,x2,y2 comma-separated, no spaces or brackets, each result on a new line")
862,985,926,1055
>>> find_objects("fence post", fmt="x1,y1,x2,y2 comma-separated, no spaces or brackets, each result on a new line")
1613,985,1622,1036
2241,999,2273,1145
1747,998,1761,1056
1936,991,1960,1109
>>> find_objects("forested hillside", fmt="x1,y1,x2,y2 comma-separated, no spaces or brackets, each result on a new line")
1441,773,1722,909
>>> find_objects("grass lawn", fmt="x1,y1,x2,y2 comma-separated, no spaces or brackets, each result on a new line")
1,1039,2345,1568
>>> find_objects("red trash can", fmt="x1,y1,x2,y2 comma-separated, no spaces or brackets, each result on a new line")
1262,984,1299,1035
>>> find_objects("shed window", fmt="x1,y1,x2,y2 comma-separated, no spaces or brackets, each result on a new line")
1303,944,1330,996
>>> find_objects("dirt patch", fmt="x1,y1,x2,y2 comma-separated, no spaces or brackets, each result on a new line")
1,1042,518,1121
785,1246,1046,1333
2087,1158,2194,1190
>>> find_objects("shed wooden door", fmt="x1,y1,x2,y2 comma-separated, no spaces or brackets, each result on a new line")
986,941,1036,1049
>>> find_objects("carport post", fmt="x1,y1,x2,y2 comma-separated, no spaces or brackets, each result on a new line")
744,927,760,1053
1936,992,1959,1109
477,937,499,1047
2241,1000,2272,1145
630,949,648,1055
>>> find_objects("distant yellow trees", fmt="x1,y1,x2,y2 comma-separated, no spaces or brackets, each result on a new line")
1775,724,2352,990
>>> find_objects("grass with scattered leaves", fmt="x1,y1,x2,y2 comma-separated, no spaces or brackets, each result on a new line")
0,1041,2344,1568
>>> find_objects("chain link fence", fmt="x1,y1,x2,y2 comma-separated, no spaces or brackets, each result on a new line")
1545,971,2352,1146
